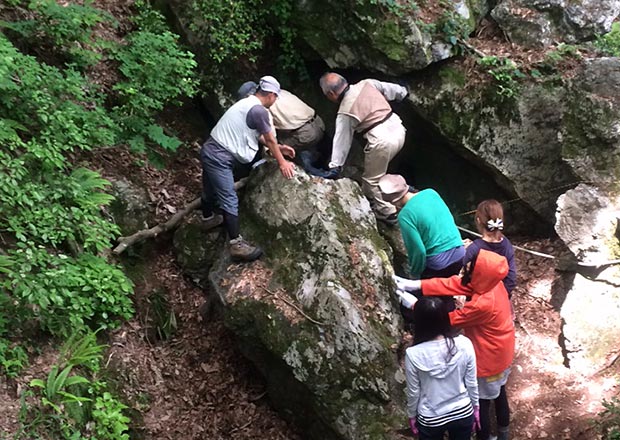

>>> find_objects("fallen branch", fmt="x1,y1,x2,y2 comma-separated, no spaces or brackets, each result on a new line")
113,177,248,255
458,38,488,58
260,286,328,326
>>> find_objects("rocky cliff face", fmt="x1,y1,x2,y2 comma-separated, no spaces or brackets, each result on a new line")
407,64,576,220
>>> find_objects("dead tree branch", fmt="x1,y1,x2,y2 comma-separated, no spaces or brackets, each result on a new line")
113,177,248,255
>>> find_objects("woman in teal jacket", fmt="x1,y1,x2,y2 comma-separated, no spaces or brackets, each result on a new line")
380,174,464,315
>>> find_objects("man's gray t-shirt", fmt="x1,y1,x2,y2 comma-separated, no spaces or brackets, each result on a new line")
246,105,271,135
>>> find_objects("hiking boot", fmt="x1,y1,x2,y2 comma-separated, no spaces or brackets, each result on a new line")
229,236,263,262
375,212,398,226
201,213,223,230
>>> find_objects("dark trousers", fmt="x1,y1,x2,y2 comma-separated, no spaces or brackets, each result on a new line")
418,414,474,440
200,139,244,239
478,385,510,440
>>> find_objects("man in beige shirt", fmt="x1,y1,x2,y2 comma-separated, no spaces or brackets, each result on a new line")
320,72,408,225
237,82,325,152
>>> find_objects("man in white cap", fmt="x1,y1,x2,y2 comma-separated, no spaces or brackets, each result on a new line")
237,81,325,155
319,72,408,225
200,75,295,262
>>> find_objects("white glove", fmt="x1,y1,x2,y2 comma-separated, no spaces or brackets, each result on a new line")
393,275,421,292
396,289,418,309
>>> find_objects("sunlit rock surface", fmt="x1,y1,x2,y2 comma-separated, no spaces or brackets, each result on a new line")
207,163,406,440
492,0,620,48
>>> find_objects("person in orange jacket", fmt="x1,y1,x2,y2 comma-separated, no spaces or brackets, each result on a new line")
396,249,514,440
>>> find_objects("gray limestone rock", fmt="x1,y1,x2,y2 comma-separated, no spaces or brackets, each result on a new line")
555,184,620,264
108,178,153,236
208,163,406,440
406,57,620,222
561,58,620,186
492,0,620,48
407,65,576,220
555,184,620,372
291,0,490,74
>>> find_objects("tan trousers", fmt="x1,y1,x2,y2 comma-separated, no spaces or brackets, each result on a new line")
362,114,406,217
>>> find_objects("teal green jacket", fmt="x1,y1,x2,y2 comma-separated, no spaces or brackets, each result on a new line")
398,189,463,277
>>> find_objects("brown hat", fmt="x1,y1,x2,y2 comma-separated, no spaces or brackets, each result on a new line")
379,174,409,204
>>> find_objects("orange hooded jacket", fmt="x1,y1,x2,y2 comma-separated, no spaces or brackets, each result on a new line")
420,249,515,378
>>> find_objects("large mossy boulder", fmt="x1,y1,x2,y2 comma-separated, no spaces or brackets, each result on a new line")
293,0,490,74
551,58,620,374
491,0,620,48
561,58,620,186
208,163,406,440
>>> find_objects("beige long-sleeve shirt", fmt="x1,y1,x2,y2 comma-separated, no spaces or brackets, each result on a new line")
329,79,408,168
269,90,315,131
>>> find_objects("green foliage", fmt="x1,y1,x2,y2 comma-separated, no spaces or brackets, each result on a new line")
0,339,28,378
0,5,199,339
595,22,620,57
91,392,131,440
20,332,131,439
147,289,177,342
436,2,470,48
544,43,581,65
479,56,526,98
3,246,133,338
188,0,265,65
1,0,114,67
110,29,198,154
0,46,134,336
596,397,620,439
30,365,91,414
186,0,308,84
0,36,116,156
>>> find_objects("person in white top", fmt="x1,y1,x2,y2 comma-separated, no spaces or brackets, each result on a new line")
237,82,325,153
405,296,480,440
201,76,295,261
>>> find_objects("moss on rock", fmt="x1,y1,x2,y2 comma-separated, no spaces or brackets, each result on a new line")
209,163,406,439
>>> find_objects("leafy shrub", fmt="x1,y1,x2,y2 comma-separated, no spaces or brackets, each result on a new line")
0,35,116,158
479,56,526,98
544,43,581,65
0,35,134,339
21,332,131,439
187,0,265,66
1,0,113,67
110,29,198,154
596,397,620,440
0,339,28,378
91,391,131,440
595,22,620,57
185,0,309,83
3,246,134,338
